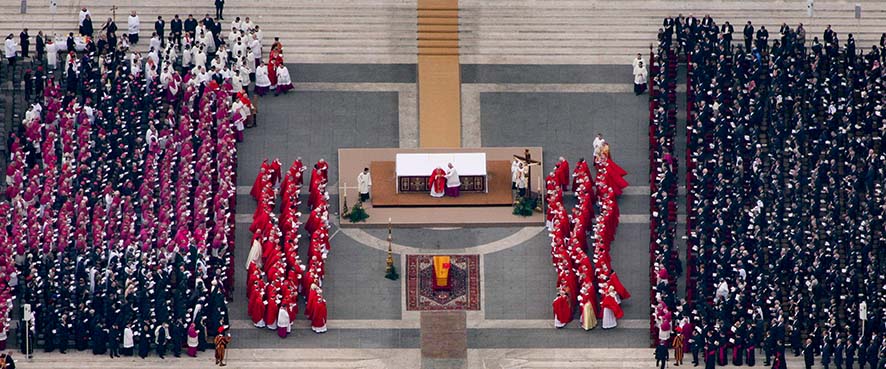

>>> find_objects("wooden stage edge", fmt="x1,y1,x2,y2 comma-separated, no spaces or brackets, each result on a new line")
337,147,545,227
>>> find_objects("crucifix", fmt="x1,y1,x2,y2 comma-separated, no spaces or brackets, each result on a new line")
513,149,541,200
110,5,118,21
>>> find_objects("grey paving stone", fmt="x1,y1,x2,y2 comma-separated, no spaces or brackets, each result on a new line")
467,328,648,349
364,227,524,249
484,221,650,321
286,63,416,83
237,91,400,187
479,92,649,186
462,64,633,84
483,232,557,320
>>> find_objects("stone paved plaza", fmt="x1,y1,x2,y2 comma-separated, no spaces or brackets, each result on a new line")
227,63,655,351
6,1,863,367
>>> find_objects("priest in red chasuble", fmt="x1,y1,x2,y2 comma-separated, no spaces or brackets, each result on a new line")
429,167,446,198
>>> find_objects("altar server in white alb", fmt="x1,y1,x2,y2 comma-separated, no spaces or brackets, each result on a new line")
444,162,460,197
357,167,372,202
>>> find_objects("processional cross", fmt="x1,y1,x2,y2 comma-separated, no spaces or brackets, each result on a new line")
513,149,541,200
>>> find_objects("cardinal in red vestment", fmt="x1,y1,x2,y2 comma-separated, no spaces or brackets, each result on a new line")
554,157,570,191
250,160,270,200
311,296,328,333
552,289,573,328
428,167,446,198
248,279,266,327
264,282,280,329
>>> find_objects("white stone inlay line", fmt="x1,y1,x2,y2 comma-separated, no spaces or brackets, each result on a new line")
337,226,546,255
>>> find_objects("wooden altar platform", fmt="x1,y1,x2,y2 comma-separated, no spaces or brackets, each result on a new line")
370,161,512,207
337,147,544,227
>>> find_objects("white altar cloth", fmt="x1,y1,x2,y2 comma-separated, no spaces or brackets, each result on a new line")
395,153,487,177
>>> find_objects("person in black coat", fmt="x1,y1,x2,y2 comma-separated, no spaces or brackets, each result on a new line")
170,15,183,47
215,0,225,20
170,319,185,358
138,325,151,359
655,342,669,369
184,14,197,38
101,18,117,38
791,323,802,356
847,336,857,369
823,336,834,369
66,32,75,53
866,334,880,369
154,16,165,47
743,21,754,52
56,314,70,354
804,338,816,369
836,338,846,369
0,352,14,369
108,324,121,358
81,15,94,37
35,31,44,60
155,323,169,359
17,319,33,358
22,69,32,102
859,338,869,369
19,28,28,58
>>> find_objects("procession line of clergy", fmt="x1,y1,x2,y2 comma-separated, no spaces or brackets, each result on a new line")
253,41,294,97
2,63,238,356
246,158,330,336
547,147,630,331
648,42,680,349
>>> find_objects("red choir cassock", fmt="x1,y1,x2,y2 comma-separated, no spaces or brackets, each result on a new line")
552,294,573,327
248,280,266,325
250,160,270,200
601,293,624,319
554,159,570,191
264,283,280,327
429,168,446,194
311,298,328,332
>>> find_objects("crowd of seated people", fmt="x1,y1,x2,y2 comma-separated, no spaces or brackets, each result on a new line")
2,35,239,358
246,158,331,337
653,14,886,369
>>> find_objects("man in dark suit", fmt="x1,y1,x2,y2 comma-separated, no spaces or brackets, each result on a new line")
743,21,754,52
215,0,225,20
170,15,183,47
35,30,44,61
19,28,29,59
155,16,166,47
184,14,198,39
804,338,816,369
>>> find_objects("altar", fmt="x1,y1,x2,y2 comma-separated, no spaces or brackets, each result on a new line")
337,147,544,227
395,153,487,193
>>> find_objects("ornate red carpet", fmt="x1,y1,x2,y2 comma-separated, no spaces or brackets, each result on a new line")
405,254,481,311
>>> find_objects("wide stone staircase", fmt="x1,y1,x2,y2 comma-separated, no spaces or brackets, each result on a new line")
459,0,886,64
1,0,885,65
0,0,419,64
